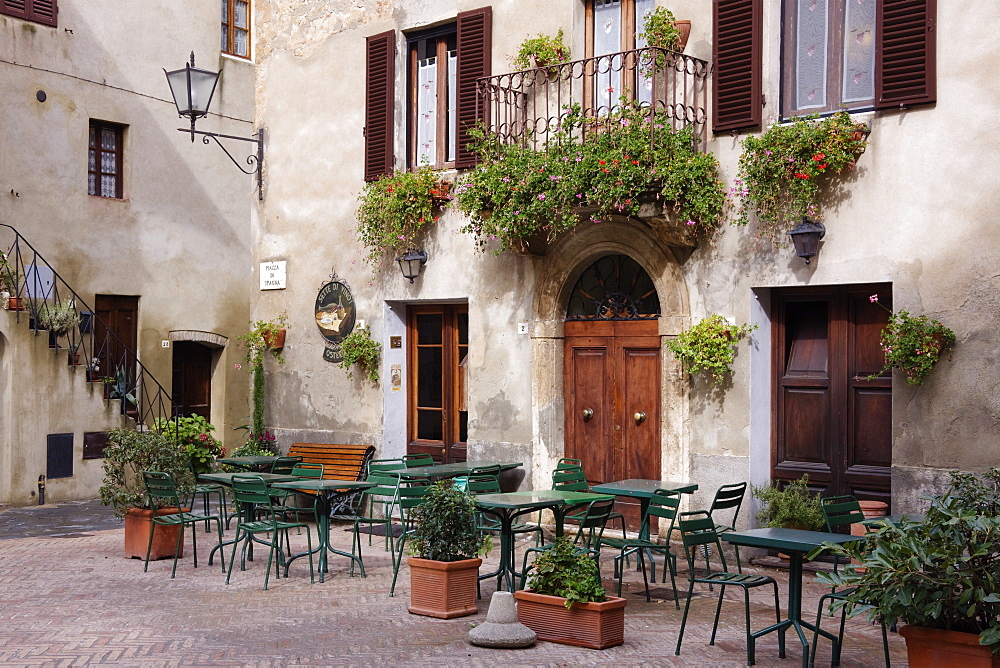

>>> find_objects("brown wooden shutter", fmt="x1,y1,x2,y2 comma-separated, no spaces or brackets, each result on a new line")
712,0,762,134
455,6,492,170
29,0,56,26
1,0,29,20
364,30,395,182
875,0,936,109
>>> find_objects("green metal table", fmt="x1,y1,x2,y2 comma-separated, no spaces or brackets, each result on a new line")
216,456,281,472
475,489,613,592
199,472,299,564
721,528,860,668
270,479,375,581
591,479,699,540
383,460,523,480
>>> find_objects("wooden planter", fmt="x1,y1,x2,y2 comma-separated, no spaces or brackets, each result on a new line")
514,590,626,649
900,625,1000,667
407,557,482,619
123,507,186,560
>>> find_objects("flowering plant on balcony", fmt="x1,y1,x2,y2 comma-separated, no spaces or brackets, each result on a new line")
512,28,571,70
356,165,447,263
867,294,955,386
638,7,683,75
735,112,869,239
454,102,725,253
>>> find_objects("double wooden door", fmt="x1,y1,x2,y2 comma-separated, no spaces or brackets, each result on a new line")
564,319,661,528
171,342,212,419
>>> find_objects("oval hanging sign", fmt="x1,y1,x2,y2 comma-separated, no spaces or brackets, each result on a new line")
315,280,356,363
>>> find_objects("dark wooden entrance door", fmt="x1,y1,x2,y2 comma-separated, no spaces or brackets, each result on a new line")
171,342,212,419
772,283,892,506
564,319,661,528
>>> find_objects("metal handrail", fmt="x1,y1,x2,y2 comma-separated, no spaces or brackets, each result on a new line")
0,224,176,427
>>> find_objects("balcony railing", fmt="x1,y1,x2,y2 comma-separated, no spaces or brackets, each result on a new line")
0,224,176,427
476,46,709,151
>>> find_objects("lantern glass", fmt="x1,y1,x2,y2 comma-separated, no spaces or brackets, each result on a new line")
164,62,220,119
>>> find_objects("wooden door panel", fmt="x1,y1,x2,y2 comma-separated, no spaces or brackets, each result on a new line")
564,342,612,485
618,341,661,527
850,388,891,467
779,388,830,465
171,342,212,419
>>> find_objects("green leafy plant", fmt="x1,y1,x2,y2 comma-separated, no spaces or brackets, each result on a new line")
750,474,825,531
407,480,492,562
238,313,288,440
0,250,17,293
814,468,1000,655
525,536,607,609
153,414,225,474
665,314,755,384
638,7,682,74
735,111,869,239
99,428,195,518
338,325,381,382
356,165,445,264
454,102,725,253
512,28,571,70
36,302,81,335
866,293,955,386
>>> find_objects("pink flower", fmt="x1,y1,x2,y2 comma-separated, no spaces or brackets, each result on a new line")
234,363,242,370
686,220,696,226
869,294,879,303
537,193,546,201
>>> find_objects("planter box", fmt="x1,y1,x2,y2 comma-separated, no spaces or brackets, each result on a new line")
407,557,482,619
900,625,1000,668
123,507,186,561
514,590,626,649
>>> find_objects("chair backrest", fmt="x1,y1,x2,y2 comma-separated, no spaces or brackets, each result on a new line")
270,455,303,474
574,498,616,551
402,453,435,468
677,510,728,573
231,475,276,515
395,481,432,524
709,482,747,531
645,488,682,537
142,471,182,509
551,468,589,493
464,473,501,495
291,463,324,479
555,458,583,472
821,495,865,532
362,458,404,498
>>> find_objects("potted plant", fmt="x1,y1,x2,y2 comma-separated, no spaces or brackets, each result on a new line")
36,302,82,337
67,343,81,366
237,313,288,446
514,536,627,649
637,7,690,75
356,164,444,264
0,249,21,310
751,474,825,531
86,357,102,382
814,468,1000,666
339,325,381,382
512,28,571,71
665,314,755,384
153,414,225,474
405,479,492,618
867,293,955,386
98,427,195,559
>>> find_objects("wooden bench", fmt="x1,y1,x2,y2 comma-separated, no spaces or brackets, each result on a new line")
286,443,375,482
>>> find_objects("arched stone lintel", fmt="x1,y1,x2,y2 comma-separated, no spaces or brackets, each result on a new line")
168,330,228,349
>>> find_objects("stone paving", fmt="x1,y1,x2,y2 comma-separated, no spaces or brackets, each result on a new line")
0,499,906,667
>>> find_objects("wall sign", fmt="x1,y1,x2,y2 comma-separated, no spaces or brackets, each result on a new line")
260,260,287,290
315,280,356,363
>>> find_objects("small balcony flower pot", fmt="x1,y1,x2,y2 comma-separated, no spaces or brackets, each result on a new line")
407,557,482,619
514,590,627,649
263,328,286,352
7,296,23,311
123,507,187,560
899,625,1000,668
68,351,81,366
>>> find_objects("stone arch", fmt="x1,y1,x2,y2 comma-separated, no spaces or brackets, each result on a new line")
528,222,691,493
168,330,228,348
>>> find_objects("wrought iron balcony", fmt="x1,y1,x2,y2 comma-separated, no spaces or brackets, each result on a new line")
476,46,709,151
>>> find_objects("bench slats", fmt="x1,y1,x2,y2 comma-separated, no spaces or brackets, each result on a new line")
287,443,375,482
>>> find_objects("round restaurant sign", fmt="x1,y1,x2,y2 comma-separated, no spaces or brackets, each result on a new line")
315,281,356,363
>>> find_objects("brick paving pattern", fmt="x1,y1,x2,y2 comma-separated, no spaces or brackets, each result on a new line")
0,500,906,666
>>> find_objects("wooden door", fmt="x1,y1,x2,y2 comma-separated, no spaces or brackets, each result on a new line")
772,284,892,506
565,319,661,528
171,342,212,419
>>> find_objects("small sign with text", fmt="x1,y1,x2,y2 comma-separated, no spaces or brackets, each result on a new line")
259,261,286,290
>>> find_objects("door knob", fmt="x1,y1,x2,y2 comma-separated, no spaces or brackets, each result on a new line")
633,411,646,423
582,408,594,421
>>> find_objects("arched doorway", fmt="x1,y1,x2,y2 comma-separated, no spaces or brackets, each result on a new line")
563,255,661,528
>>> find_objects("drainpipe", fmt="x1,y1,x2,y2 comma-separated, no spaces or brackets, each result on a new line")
37,475,45,505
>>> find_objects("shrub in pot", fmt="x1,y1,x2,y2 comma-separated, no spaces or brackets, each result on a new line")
751,473,825,531
814,468,1000,666
514,536,626,649
99,428,195,559
404,480,492,618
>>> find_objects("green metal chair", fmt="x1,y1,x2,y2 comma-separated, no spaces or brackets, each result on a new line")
388,480,433,596
269,455,303,474
351,457,405,552
141,470,225,578
552,468,628,538
185,457,228,532
519,497,615,589
706,481,748,574
600,488,681,606
227,475,314,590
272,463,325,536
402,453,434,468
674,510,784,666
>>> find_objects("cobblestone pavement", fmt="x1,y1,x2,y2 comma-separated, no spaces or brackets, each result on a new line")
0,499,906,667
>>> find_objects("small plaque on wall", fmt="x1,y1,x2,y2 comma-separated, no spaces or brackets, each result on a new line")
260,260,287,290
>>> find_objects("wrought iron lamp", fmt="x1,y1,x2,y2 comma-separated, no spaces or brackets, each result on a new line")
786,218,826,265
164,52,264,199
396,249,428,283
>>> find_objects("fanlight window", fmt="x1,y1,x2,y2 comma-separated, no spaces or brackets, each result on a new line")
566,255,660,320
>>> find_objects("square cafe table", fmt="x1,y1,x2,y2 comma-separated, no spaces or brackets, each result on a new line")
215,455,281,472
475,489,614,592
591,479,699,540
270,479,375,582
383,460,522,481
721,527,860,667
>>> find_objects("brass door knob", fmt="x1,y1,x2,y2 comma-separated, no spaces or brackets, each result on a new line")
582,408,594,421
633,411,646,423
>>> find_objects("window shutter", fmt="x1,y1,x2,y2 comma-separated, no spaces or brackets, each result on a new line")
1,0,29,20
875,0,935,109
28,0,56,26
712,0,762,134
364,30,395,182
455,6,492,170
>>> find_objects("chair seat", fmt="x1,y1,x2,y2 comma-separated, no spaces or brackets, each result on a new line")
695,571,775,588
600,536,657,551
152,510,217,526
239,519,310,533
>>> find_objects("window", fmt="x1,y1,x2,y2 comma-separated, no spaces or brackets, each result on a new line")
88,121,124,199
222,0,250,59
0,0,57,27
408,26,458,168
586,0,656,108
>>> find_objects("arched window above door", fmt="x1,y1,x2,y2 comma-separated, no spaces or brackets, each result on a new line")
566,255,660,321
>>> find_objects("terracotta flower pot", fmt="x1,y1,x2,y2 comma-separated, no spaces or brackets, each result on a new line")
514,590,627,649
407,557,482,619
263,328,286,351
8,296,23,311
123,507,186,560
900,625,1000,667
674,20,692,52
